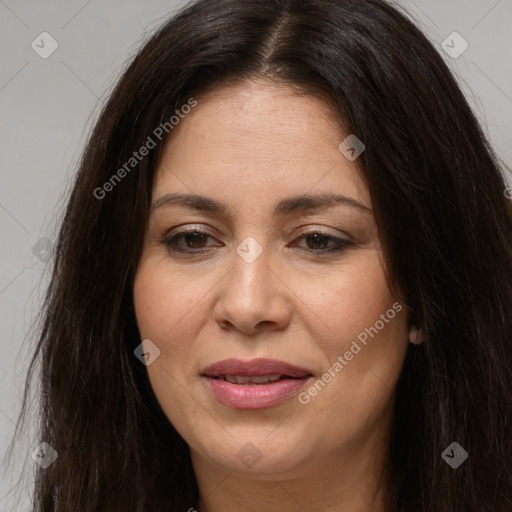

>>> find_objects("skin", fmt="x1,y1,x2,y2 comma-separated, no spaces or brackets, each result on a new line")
133,79,415,512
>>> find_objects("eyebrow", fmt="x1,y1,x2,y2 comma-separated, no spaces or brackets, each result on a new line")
151,192,372,217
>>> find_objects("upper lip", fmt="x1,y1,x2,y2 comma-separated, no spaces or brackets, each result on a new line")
202,358,312,378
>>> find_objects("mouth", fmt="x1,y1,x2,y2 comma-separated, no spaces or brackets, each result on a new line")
202,357,311,379
201,358,313,409
209,374,301,385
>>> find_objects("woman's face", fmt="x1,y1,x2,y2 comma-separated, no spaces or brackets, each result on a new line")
133,80,411,480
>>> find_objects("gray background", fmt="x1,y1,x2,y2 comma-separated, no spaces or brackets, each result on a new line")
1,0,511,509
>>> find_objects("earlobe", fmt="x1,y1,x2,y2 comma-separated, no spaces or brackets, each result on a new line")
408,324,423,345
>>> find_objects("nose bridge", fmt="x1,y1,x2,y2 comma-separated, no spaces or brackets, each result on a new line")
214,234,290,333
230,235,271,304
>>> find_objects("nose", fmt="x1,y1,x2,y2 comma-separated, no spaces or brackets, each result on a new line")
213,244,292,336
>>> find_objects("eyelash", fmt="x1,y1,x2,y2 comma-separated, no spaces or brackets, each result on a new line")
159,226,356,256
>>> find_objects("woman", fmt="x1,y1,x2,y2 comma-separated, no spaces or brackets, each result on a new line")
10,0,512,510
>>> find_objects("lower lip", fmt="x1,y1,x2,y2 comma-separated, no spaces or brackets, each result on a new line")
203,376,311,409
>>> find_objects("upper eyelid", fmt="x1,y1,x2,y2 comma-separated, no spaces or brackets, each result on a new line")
164,223,217,237
164,224,351,243
165,223,347,235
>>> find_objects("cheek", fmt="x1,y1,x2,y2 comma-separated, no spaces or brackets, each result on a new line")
132,261,207,433
132,260,204,369
296,249,404,352
133,246,213,329
295,251,408,425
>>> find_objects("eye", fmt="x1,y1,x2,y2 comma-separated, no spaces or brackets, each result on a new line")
288,229,356,255
160,226,356,256
161,228,219,253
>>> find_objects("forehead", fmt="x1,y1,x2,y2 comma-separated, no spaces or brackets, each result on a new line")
152,79,371,213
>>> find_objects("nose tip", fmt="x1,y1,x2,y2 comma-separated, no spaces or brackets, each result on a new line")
213,240,291,336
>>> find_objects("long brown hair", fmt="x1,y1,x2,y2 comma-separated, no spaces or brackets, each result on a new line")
8,0,512,510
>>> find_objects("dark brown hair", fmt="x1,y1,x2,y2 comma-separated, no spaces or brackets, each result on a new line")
8,0,512,510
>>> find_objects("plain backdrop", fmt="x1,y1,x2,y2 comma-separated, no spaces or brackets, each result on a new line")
1,0,511,509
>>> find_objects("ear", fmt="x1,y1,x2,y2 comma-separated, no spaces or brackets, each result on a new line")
408,324,423,345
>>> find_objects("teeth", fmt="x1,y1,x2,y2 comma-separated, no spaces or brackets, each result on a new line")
223,374,282,384
250,375,281,384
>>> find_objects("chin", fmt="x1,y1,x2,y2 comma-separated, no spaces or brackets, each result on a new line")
190,432,311,477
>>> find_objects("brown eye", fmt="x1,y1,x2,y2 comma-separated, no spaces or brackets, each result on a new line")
288,231,356,255
304,233,334,250
160,227,355,256
178,231,209,249
162,229,219,252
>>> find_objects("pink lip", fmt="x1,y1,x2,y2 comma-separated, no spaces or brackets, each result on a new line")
202,357,311,378
201,358,312,409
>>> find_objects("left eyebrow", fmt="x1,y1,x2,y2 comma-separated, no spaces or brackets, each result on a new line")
151,192,372,217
